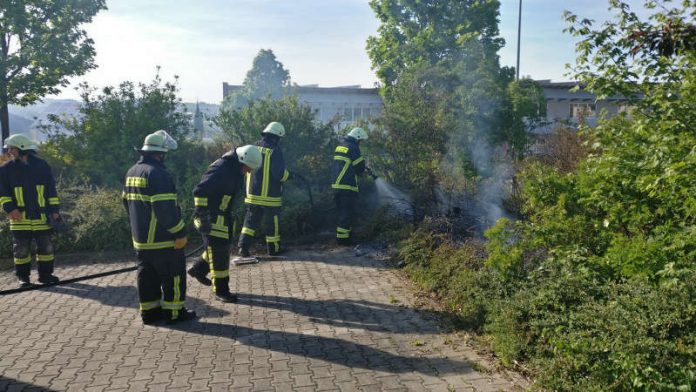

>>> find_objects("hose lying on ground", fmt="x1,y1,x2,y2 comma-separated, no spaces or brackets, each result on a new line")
0,244,205,296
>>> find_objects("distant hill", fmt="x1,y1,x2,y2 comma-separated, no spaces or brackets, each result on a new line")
8,99,220,141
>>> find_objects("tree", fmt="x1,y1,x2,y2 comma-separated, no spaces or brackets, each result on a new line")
215,96,336,187
366,0,503,87
41,72,200,189
0,0,107,145
366,0,542,215
223,49,291,110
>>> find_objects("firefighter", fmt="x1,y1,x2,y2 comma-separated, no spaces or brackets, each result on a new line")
0,134,61,287
187,145,263,302
123,130,196,325
237,122,292,257
331,127,370,245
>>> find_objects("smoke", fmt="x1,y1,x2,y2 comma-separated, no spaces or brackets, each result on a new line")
470,137,514,227
436,52,516,234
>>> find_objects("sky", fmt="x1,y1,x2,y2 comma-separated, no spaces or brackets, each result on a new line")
51,0,646,104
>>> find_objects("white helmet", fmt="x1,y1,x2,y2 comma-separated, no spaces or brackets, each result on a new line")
3,134,38,150
235,145,263,170
141,130,178,152
347,127,368,141
262,122,285,137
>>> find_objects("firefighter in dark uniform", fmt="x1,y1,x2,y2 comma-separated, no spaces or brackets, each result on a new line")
0,134,61,287
237,122,291,257
123,130,196,325
187,145,263,302
331,127,370,245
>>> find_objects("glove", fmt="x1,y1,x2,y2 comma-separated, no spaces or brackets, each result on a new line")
48,213,68,233
365,167,377,180
194,213,211,234
174,236,188,250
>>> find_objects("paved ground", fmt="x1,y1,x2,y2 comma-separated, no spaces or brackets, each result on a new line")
0,246,529,392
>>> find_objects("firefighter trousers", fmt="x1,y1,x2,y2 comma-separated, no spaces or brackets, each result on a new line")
238,205,281,253
335,192,358,242
189,235,231,294
136,248,187,321
12,230,55,279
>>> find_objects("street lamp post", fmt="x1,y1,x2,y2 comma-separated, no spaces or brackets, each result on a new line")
516,0,522,80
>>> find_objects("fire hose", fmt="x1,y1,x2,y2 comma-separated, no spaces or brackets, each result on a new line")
0,244,205,296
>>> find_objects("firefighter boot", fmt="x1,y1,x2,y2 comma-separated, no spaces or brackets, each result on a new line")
166,308,197,324
37,259,59,284
187,259,212,286
213,277,237,303
17,275,32,288
38,274,60,285
141,307,164,325
16,262,32,287
238,246,250,258
215,291,238,303
267,243,286,256
337,237,352,246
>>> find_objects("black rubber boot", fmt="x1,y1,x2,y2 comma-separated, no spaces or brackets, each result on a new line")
17,276,32,288
141,307,164,325
166,308,197,324
38,274,60,285
215,291,238,303
187,265,212,286
238,247,250,258
267,244,286,256
337,237,352,246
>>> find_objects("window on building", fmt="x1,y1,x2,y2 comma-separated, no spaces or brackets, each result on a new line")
569,103,596,119
343,107,352,121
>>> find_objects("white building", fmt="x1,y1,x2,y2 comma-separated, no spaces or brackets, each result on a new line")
222,83,383,129
222,81,631,133
534,80,632,133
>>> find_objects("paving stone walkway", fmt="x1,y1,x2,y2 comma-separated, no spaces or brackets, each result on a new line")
0,246,529,391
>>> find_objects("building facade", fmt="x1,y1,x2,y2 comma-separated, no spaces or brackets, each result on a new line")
222,81,630,133
222,83,383,129
534,80,632,133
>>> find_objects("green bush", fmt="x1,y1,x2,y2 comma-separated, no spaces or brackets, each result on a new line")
535,274,696,391
56,185,132,252
0,184,132,259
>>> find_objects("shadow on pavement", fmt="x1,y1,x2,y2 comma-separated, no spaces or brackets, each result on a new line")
48,282,229,317
167,320,473,376
239,293,446,334
0,376,58,392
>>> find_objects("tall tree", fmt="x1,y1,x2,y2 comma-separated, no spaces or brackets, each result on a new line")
366,0,503,87
223,49,291,110
0,0,106,146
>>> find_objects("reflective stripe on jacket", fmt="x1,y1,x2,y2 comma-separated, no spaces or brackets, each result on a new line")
331,136,365,193
123,156,186,250
244,136,289,207
0,154,60,231
193,151,244,240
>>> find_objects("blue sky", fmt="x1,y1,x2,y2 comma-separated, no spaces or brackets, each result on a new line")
53,0,646,104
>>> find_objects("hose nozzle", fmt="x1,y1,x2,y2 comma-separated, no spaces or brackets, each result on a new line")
366,167,378,180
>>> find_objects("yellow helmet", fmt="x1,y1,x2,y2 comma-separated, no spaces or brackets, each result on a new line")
262,122,285,137
3,134,38,150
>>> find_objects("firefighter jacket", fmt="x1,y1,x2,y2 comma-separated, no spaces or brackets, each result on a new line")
244,135,289,207
331,136,365,193
122,156,186,251
192,151,244,240
0,154,60,231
